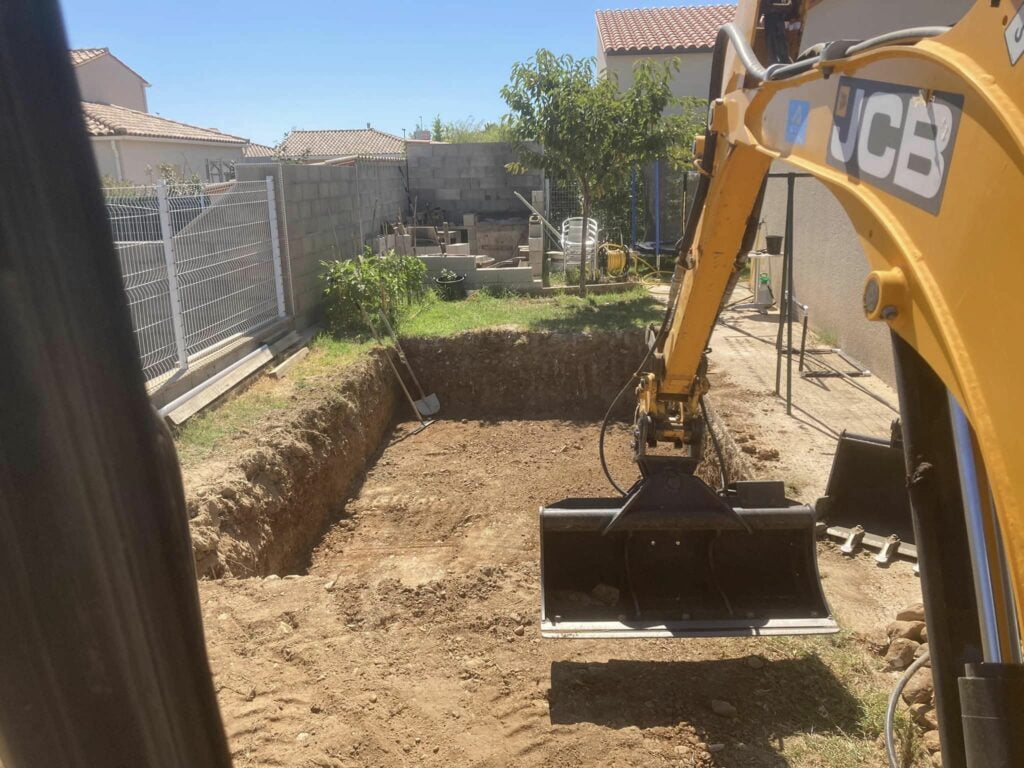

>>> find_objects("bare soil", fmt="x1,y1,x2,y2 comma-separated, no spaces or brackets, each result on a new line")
188,322,923,768
199,418,912,768
186,353,397,578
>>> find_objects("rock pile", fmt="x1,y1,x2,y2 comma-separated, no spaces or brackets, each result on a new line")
870,602,943,767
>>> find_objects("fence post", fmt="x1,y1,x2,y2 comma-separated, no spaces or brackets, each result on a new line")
654,158,661,271
156,181,188,370
265,176,287,318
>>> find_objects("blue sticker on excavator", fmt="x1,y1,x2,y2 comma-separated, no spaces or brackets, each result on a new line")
785,99,810,145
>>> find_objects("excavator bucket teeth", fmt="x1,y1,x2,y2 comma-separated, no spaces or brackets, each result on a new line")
816,429,914,544
539,475,837,638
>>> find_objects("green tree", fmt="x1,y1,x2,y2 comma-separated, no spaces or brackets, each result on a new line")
501,50,687,293
430,116,506,143
431,114,446,143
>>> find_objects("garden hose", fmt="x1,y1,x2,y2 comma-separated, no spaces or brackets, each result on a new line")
885,651,931,768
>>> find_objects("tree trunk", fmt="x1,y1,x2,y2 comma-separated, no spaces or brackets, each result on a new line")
579,194,590,296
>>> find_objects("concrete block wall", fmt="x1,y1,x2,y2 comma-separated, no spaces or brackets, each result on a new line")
418,255,535,291
407,142,542,220
475,219,529,263
237,160,406,327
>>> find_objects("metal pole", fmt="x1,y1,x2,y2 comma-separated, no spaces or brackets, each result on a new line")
774,236,789,395
156,181,188,370
948,394,1019,663
265,176,287,318
654,159,661,270
798,307,809,372
513,190,561,242
785,173,795,416
630,168,637,250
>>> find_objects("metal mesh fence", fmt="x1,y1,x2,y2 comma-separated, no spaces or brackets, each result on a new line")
543,165,699,255
104,179,285,382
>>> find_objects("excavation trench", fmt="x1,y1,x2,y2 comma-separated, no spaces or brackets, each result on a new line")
185,329,745,579
191,328,919,768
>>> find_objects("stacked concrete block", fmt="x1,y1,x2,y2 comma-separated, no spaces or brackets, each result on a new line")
407,142,542,220
463,214,479,253
475,219,528,263
237,159,406,328
475,266,536,289
416,254,537,293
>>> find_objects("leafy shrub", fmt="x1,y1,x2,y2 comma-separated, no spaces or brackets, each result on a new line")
480,283,514,298
321,248,427,334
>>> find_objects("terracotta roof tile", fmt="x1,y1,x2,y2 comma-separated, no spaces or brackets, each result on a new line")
70,48,109,66
596,4,736,54
243,142,276,158
279,129,405,158
82,101,247,144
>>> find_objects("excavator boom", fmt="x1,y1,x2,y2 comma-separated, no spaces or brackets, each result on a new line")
542,2,1024,764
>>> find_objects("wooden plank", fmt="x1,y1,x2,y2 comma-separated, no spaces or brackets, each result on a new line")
270,347,309,379
269,330,301,357
165,347,274,426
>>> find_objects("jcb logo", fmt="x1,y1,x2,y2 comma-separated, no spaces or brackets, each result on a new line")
827,77,963,215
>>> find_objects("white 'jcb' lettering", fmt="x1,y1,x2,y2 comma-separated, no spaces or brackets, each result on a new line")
893,100,953,200
857,93,903,180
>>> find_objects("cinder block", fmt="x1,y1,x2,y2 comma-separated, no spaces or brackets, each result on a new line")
418,255,477,273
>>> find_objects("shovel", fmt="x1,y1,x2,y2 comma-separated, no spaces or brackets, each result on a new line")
375,310,440,418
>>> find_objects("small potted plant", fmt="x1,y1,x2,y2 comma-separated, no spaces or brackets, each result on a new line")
434,266,466,301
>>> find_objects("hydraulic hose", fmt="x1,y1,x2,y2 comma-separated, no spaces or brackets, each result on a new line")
845,27,951,57
700,396,729,491
598,344,655,496
599,20,950,488
712,21,951,86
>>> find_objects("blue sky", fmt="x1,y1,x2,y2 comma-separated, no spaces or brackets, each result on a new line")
60,0,730,145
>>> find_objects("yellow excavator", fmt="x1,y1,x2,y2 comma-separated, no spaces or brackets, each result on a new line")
541,1,1024,766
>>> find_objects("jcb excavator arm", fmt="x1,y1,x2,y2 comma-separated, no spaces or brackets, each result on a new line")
653,0,1024,644
543,2,1024,765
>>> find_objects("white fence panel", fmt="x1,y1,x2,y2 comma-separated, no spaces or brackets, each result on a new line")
105,177,286,382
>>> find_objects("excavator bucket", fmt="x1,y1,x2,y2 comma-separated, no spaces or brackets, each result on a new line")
540,465,837,638
816,428,914,546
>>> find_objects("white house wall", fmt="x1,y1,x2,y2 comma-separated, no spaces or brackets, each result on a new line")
90,138,245,184
90,140,120,181
802,0,971,42
602,52,714,104
759,0,974,387
75,55,148,112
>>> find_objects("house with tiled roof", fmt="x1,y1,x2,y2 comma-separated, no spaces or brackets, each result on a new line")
596,4,735,102
277,127,407,162
72,48,248,184
242,142,277,160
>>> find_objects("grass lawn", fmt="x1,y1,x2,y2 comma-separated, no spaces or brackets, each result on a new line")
401,285,662,336
174,286,662,466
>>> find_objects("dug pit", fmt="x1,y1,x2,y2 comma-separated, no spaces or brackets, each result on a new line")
185,328,728,578
189,328,917,768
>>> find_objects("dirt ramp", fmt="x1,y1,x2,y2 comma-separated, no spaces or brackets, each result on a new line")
186,353,397,578
401,329,646,419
